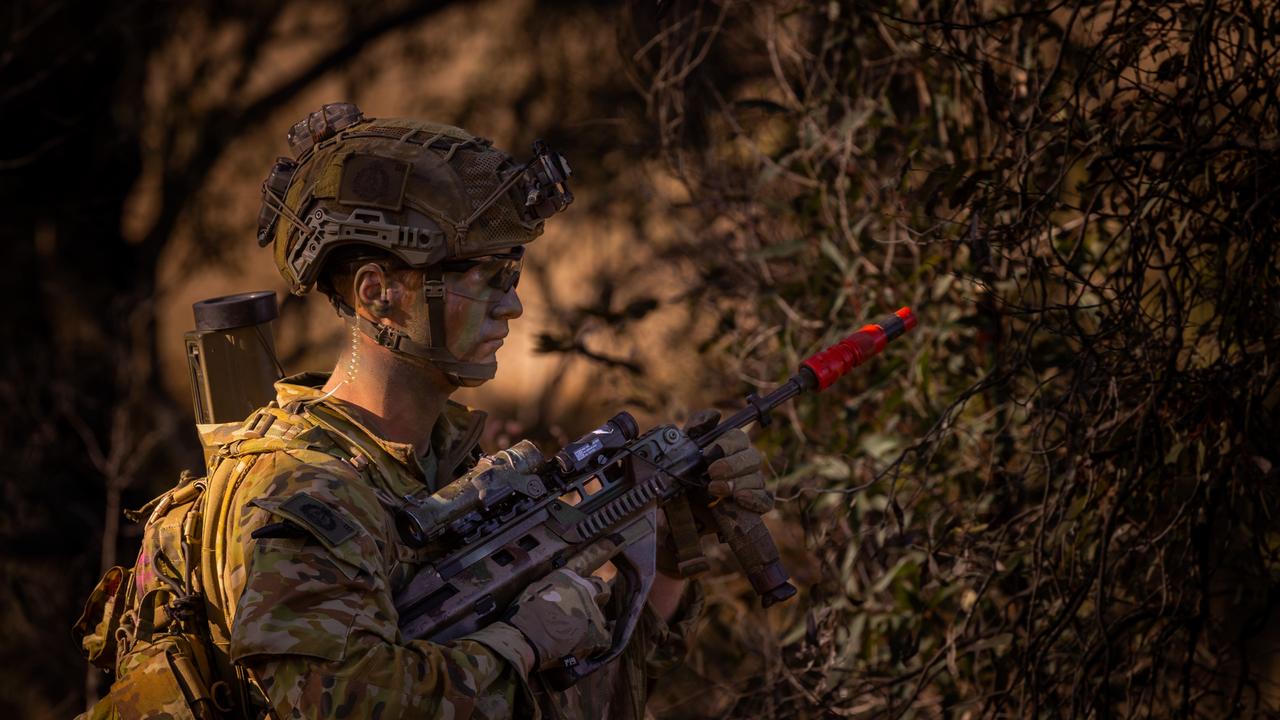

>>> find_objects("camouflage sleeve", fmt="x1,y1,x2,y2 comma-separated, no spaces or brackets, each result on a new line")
222,450,537,719
640,578,706,680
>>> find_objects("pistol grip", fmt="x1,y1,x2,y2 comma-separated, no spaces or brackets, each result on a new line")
542,511,657,691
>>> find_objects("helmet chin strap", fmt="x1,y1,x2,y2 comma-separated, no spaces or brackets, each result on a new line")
329,267,496,387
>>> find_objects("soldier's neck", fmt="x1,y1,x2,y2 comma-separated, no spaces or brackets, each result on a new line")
321,340,453,453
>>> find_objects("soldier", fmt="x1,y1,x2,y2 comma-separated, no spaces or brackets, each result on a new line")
80,103,775,719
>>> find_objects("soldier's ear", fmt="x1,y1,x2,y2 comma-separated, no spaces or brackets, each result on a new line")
354,263,391,317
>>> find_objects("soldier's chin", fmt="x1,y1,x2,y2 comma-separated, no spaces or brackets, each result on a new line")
453,364,495,388
448,354,498,388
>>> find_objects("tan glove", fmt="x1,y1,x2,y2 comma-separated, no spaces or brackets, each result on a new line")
504,568,612,672
704,427,774,514
656,412,776,577
682,409,774,515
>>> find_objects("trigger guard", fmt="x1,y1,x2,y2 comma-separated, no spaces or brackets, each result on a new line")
544,511,657,689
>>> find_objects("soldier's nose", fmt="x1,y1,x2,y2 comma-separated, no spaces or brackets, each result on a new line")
492,287,523,320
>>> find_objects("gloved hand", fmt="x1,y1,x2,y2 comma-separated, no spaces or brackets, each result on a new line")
680,412,794,604
684,410,774,516
656,411,775,578
505,568,612,672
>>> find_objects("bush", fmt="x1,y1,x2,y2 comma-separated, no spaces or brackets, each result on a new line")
617,1,1280,716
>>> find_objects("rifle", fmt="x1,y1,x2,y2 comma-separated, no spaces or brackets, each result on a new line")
393,307,917,688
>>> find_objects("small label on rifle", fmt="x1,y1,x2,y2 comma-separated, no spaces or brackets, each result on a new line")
573,438,603,462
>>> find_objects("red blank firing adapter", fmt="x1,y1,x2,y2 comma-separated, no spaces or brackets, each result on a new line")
800,307,916,390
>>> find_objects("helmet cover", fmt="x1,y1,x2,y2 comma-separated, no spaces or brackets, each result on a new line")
259,102,572,296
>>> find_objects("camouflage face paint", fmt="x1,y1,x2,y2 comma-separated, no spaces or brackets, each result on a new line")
441,257,523,365
386,255,520,368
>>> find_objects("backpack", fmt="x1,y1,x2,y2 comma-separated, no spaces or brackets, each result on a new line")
73,405,327,720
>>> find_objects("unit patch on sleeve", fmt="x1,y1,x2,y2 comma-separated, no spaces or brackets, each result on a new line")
278,493,359,546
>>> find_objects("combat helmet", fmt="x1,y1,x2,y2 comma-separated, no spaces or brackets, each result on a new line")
256,102,573,383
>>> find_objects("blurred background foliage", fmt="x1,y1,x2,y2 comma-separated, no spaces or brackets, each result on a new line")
2,0,1277,717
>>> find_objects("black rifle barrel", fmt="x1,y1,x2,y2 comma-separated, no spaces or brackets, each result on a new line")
697,306,917,451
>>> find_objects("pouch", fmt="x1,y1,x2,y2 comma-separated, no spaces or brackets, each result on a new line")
102,632,230,720
73,566,133,672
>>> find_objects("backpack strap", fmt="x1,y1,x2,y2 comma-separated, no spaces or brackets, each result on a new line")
197,405,329,719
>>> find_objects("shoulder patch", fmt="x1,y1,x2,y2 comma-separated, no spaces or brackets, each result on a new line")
277,493,358,546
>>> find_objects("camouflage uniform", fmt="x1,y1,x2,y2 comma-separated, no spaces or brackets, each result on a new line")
205,373,703,719
76,104,711,719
